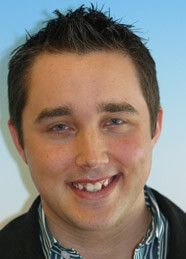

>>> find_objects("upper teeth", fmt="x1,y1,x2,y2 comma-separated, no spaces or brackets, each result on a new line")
73,177,112,192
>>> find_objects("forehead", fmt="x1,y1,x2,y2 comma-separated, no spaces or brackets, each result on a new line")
26,51,145,112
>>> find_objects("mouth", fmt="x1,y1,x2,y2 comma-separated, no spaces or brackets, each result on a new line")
69,173,121,198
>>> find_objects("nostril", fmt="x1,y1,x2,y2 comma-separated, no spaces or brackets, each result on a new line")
75,152,109,169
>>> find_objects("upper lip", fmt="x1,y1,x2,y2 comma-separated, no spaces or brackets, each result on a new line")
70,174,118,184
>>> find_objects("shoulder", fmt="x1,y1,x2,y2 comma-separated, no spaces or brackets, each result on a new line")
0,196,40,239
149,187,186,258
0,197,44,258
150,187,186,221
0,212,28,239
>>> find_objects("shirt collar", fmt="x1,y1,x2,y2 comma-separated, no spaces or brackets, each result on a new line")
38,203,53,258
144,185,165,240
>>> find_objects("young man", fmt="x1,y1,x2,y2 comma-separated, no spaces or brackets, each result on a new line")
0,5,185,259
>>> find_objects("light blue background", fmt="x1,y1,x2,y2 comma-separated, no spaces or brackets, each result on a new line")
0,0,186,228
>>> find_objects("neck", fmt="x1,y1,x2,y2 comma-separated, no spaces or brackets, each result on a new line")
43,192,151,259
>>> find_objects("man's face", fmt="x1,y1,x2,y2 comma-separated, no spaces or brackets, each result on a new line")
10,51,162,231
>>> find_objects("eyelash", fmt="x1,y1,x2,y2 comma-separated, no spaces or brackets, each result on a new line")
103,118,125,127
48,124,73,133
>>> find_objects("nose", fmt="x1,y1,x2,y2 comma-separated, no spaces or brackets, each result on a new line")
75,129,109,169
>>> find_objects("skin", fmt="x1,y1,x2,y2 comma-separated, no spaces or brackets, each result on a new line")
9,51,162,258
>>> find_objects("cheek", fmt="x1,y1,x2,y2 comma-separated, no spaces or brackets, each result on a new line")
108,135,152,173
24,143,74,184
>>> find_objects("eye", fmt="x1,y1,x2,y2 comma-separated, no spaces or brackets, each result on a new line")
104,118,125,127
49,123,74,134
52,124,68,131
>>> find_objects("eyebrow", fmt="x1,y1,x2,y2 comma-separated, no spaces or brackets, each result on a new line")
35,106,72,123
97,102,138,114
35,102,138,124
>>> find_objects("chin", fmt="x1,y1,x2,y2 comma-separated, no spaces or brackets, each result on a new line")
67,208,124,232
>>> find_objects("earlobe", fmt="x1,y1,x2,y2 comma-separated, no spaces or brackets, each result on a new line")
152,108,163,146
8,120,27,163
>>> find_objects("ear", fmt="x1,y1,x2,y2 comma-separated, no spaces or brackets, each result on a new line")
8,120,27,163
152,108,163,146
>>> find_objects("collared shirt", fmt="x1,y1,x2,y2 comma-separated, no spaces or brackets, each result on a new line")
39,186,169,259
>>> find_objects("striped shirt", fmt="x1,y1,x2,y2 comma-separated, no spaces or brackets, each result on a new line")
39,186,169,259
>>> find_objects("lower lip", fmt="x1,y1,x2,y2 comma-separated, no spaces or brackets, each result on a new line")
69,173,121,200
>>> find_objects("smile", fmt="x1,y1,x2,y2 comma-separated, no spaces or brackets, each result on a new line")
71,175,117,193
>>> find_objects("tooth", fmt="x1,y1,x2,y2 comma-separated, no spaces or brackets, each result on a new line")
86,183,95,192
73,177,113,192
103,179,109,187
94,182,102,191
78,183,83,190
73,183,78,188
